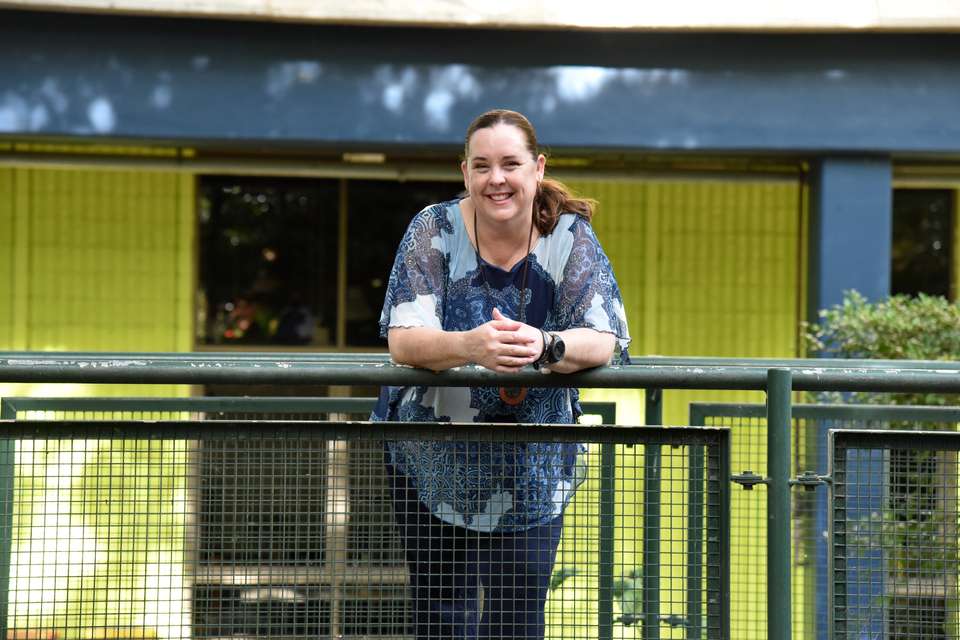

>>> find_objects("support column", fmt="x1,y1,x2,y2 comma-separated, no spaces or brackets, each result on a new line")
808,156,892,640
808,156,893,322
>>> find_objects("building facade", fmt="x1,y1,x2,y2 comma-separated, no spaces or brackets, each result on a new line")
1,5,959,639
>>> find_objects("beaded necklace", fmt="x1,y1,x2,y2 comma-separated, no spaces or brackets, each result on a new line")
473,208,534,406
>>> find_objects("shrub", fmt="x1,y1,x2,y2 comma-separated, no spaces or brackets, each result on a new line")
804,290,960,405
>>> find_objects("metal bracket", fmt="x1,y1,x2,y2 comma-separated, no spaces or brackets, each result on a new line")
789,470,831,491
731,470,768,490
615,614,688,628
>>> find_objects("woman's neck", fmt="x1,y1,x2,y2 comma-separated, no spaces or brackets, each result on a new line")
464,198,537,269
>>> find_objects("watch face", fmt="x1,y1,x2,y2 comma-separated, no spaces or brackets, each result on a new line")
549,334,565,363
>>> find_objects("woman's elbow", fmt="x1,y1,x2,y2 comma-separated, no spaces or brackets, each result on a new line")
386,332,411,365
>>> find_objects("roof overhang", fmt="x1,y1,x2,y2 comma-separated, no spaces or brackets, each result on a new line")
3,0,960,31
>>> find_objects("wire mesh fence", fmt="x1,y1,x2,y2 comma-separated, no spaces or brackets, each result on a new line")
0,417,729,640
831,429,960,640
692,403,960,640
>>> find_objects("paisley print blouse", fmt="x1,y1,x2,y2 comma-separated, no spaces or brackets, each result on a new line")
372,199,630,532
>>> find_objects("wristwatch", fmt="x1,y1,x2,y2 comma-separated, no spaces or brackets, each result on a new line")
535,329,565,369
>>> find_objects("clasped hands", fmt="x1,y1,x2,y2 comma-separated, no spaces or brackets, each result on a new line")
466,308,546,373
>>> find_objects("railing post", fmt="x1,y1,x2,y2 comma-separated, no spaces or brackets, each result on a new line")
643,388,662,640
766,369,792,640
598,442,616,640
0,400,14,640
597,402,617,640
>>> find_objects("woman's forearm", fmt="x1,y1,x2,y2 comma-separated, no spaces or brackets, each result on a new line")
546,328,617,374
388,324,616,375
389,316,541,373
388,327,471,372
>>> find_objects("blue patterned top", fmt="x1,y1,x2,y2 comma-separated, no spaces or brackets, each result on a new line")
372,199,631,532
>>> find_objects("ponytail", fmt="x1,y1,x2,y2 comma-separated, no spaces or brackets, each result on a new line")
533,178,596,235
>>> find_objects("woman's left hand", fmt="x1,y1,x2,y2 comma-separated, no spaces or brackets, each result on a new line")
492,308,617,374
491,308,544,368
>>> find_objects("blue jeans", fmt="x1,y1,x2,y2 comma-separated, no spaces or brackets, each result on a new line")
386,463,563,640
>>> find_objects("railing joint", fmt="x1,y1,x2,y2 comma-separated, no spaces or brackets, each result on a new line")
789,470,831,491
731,470,768,490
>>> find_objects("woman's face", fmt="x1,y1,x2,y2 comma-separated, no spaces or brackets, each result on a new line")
462,123,545,226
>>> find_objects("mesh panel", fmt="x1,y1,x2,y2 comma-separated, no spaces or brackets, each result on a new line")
0,420,727,640
833,430,960,640
698,403,960,640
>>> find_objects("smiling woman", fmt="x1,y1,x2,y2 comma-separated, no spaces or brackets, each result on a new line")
371,109,631,640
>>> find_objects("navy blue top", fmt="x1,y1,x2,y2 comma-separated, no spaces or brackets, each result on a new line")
372,200,630,532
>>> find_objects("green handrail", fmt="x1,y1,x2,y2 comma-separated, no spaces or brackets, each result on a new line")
2,353,960,392
4,351,960,640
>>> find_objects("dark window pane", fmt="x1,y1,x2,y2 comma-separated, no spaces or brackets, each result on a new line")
891,189,954,298
346,180,460,346
198,177,339,346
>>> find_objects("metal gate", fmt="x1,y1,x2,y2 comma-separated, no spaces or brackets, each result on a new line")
830,429,960,640
0,413,729,640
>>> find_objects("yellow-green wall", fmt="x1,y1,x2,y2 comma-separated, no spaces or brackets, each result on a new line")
566,178,805,640
0,167,195,399
573,178,803,420
0,167,195,638
0,169,13,349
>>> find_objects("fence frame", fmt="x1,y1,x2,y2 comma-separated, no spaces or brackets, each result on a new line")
829,428,960,640
690,401,960,640
0,418,731,640
4,351,960,640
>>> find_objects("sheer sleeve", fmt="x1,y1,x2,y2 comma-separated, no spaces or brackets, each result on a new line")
553,216,632,362
378,205,451,337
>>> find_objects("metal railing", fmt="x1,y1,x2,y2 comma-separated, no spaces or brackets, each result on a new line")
831,429,960,640
2,352,960,640
690,402,960,640
0,418,729,640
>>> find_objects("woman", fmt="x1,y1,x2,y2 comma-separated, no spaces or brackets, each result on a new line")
372,109,630,639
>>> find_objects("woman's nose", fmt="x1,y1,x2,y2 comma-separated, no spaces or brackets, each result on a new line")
489,166,505,184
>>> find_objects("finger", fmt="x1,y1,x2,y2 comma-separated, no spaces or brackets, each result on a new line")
492,307,511,322
498,331,536,345
489,319,523,332
497,353,537,366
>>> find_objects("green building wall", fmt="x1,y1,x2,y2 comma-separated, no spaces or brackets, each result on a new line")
0,166,195,638
9,166,953,639
566,178,805,639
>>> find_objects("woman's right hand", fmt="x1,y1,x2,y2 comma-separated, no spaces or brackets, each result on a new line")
465,309,539,372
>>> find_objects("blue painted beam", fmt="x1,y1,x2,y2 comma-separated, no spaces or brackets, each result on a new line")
808,157,893,321
2,11,960,153
807,157,892,640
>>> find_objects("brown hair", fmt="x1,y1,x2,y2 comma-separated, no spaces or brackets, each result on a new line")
464,109,596,235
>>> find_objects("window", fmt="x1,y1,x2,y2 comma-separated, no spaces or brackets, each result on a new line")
198,178,340,347
346,180,460,346
198,176,458,349
891,189,955,298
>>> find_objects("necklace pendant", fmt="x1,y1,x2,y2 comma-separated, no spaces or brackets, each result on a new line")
499,386,528,406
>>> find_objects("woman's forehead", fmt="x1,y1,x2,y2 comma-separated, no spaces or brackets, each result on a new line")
466,124,531,158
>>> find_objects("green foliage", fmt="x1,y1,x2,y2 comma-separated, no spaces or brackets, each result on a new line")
804,290,960,405
613,568,643,625
806,290,960,593
548,566,579,591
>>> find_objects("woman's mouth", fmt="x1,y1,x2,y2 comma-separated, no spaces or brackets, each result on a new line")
487,193,512,202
